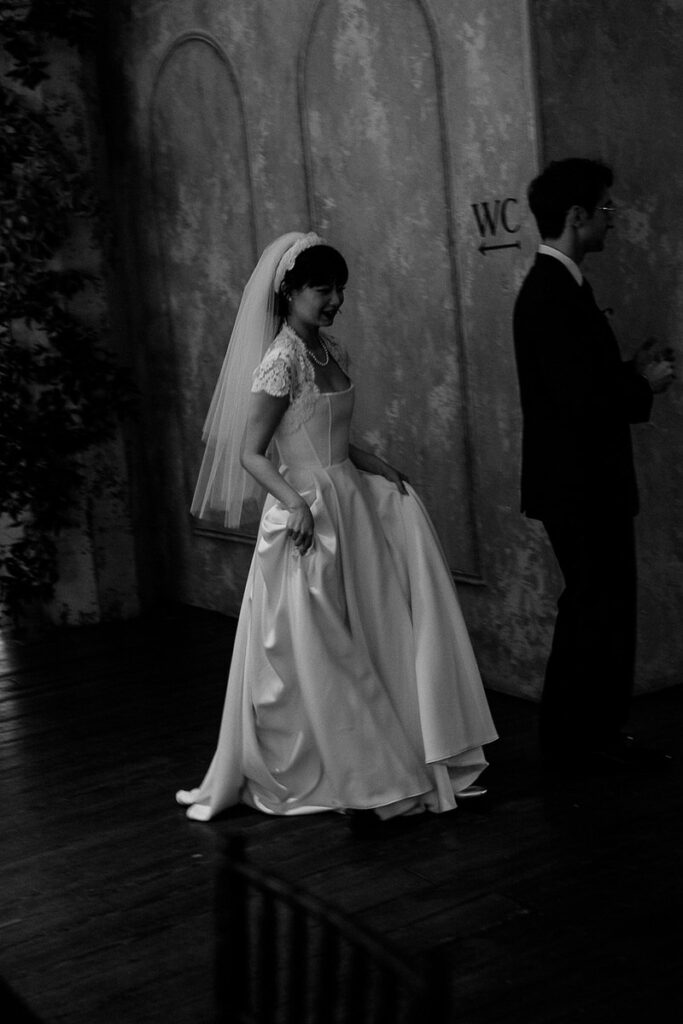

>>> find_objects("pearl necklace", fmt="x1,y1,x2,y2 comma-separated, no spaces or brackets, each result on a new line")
284,322,331,367
306,337,330,367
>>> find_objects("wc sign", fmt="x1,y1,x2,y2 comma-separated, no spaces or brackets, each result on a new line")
471,197,521,254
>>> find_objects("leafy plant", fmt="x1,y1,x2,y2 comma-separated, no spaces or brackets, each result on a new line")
0,2,135,617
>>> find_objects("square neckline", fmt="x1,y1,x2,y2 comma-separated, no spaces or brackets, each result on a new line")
319,382,354,397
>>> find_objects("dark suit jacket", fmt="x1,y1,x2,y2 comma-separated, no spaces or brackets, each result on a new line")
513,254,652,520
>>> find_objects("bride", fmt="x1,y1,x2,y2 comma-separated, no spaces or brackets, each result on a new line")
176,232,497,824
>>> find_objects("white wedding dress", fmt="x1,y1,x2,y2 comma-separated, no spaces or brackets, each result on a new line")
177,328,497,820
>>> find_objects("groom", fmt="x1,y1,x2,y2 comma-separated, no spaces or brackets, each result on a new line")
513,157,675,766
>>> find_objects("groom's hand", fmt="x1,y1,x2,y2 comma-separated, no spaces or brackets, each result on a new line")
635,337,676,393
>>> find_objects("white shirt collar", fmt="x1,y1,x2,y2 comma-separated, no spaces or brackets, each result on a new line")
538,243,583,287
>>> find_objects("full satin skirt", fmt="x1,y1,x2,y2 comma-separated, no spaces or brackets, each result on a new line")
177,460,497,820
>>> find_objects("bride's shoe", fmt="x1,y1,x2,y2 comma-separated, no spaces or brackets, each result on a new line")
456,784,488,799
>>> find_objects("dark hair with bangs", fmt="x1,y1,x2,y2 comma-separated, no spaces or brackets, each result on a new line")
528,158,613,239
277,244,348,317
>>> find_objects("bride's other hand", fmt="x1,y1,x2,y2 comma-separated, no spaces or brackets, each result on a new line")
348,444,409,494
287,502,315,554
377,461,409,495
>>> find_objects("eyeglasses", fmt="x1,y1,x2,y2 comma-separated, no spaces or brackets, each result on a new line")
597,204,616,215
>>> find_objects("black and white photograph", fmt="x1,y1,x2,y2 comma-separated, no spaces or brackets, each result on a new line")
2,2,682,1021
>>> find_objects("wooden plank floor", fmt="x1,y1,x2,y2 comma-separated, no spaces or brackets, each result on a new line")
2,606,682,1024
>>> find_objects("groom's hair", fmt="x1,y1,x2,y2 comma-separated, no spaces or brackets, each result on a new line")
528,158,613,239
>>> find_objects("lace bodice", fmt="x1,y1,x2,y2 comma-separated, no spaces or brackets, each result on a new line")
273,387,355,471
251,325,349,434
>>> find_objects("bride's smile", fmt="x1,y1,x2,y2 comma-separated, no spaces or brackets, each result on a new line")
287,282,345,337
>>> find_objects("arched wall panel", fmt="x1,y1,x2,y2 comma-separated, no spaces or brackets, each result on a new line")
150,33,257,511
300,0,480,577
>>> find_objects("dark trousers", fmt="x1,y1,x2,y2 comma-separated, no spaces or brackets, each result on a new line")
540,514,637,753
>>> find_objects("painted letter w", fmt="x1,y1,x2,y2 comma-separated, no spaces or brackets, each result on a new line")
471,200,500,237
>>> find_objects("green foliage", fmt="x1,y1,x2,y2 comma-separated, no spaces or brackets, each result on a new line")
0,2,135,617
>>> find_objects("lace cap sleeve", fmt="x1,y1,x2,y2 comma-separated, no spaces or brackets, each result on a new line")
251,343,294,398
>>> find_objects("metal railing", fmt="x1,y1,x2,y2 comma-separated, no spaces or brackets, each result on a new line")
214,835,452,1024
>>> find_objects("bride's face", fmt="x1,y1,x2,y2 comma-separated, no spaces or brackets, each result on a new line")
288,280,345,331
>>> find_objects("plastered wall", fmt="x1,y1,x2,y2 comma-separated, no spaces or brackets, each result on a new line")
532,0,683,692
101,0,683,697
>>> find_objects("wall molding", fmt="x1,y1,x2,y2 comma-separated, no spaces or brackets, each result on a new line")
298,0,483,581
